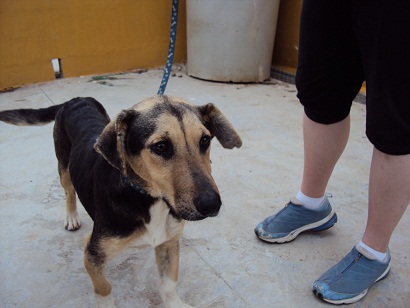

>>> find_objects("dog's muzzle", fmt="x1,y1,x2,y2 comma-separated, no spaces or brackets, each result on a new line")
193,189,222,218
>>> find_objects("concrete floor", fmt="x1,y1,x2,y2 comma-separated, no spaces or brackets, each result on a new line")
0,66,409,308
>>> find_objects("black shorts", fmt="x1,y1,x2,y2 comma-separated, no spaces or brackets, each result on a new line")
295,0,410,155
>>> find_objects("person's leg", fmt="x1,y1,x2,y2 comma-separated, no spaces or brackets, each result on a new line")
312,0,410,302
312,150,410,304
254,114,346,243
254,0,361,243
362,149,410,253
300,114,350,198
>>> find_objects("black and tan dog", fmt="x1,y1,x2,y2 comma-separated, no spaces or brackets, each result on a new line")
0,95,242,307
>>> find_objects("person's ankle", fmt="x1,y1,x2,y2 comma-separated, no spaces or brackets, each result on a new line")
358,240,389,262
296,190,325,211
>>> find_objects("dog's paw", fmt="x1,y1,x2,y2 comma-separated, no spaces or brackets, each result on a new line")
65,211,81,231
94,293,116,308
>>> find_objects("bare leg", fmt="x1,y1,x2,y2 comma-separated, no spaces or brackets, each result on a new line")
312,148,410,304
300,114,350,197
254,113,348,242
301,114,410,252
362,148,410,252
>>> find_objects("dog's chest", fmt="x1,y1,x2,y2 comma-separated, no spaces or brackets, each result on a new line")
139,200,184,247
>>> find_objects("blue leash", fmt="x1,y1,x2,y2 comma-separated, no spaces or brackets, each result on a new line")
157,0,179,95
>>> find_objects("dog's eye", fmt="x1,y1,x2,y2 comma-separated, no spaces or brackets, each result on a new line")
153,141,168,153
151,140,174,159
199,135,211,152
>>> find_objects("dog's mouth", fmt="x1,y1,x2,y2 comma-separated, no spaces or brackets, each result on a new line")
164,197,221,221
175,207,220,221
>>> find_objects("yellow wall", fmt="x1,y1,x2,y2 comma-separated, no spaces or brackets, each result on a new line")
0,0,187,90
272,0,302,75
1,1,305,91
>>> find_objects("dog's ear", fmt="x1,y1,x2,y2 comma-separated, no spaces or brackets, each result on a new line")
94,109,138,170
197,103,242,149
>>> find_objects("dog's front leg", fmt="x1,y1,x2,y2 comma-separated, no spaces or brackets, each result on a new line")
84,234,116,308
155,238,194,308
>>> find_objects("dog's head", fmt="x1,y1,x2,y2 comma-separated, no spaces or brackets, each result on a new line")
95,95,242,221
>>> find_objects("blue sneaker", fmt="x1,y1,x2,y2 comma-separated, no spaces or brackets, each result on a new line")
312,245,391,304
254,197,337,243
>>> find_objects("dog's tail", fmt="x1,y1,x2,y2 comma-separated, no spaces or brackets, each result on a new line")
0,103,64,126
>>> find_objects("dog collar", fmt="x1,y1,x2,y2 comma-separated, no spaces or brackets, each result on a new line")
121,174,149,196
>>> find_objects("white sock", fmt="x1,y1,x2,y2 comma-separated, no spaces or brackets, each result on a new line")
296,190,325,210
359,240,388,262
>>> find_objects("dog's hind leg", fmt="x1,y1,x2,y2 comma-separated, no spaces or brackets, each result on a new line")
155,238,193,308
59,166,81,230
54,120,81,231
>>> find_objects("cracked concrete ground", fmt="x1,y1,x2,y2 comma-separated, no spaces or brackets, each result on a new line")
0,67,409,307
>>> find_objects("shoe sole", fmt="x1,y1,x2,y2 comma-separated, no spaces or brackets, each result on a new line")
257,209,337,243
315,262,391,305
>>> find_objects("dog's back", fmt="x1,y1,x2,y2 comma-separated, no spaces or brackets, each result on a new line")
53,97,110,150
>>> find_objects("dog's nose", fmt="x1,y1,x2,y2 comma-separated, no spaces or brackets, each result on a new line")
194,190,221,217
